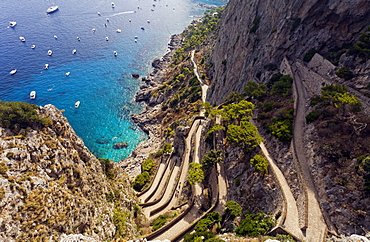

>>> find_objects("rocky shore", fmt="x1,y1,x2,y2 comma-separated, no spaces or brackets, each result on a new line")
119,34,182,178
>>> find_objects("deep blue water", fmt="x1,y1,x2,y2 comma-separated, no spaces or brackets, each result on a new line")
0,0,226,161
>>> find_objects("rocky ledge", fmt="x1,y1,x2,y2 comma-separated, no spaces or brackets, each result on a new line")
119,34,182,178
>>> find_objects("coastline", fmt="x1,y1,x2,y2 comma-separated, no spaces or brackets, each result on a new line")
118,34,183,178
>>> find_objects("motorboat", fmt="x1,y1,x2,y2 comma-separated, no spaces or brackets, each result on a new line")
19,36,26,42
75,101,80,108
147,20,150,23
92,28,96,33
9,21,17,27
77,37,81,41
54,35,58,39
129,19,131,22
47,50,53,56
72,49,77,54
113,51,117,56
9,69,17,75
30,91,36,100
43,64,49,70
65,72,70,76
116,29,121,33
46,6,59,14
97,12,101,16
105,36,109,41
134,36,138,39
106,18,109,22
140,26,145,30
31,45,36,49
111,2,115,7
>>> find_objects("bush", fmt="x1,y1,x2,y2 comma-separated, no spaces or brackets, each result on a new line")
227,121,263,150
336,66,354,80
113,208,129,238
0,162,8,174
269,119,293,142
0,101,52,131
235,213,274,237
151,215,167,231
306,110,320,123
163,143,173,154
194,212,221,233
188,163,205,185
142,158,155,174
201,150,223,169
132,171,150,191
224,200,242,218
271,75,293,96
250,154,269,173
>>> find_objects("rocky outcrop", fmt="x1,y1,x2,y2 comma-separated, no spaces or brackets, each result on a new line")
0,104,139,241
208,0,370,105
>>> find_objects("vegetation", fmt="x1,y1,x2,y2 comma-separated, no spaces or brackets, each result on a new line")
184,231,223,242
357,155,370,193
249,16,261,33
224,200,242,219
142,158,155,174
188,163,205,185
235,213,274,237
201,150,223,169
151,215,167,231
227,121,263,150
113,208,130,238
244,81,267,100
0,162,8,174
213,100,255,123
0,101,52,131
336,66,354,80
99,158,116,179
173,7,224,64
250,154,269,173
132,171,150,191
224,91,244,104
348,26,370,59
194,212,222,233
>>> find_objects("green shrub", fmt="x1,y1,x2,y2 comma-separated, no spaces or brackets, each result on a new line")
234,177,240,187
224,200,242,219
235,213,274,237
0,162,8,174
113,208,129,238
194,212,221,233
132,171,150,191
183,231,218,242
224,92,244,104
151,215,167,231
269,119,293,142
244,81,267,100
162,143,173,154
306,110,320,123
201,150,223,169
142,158,155,174
0,101,52,131
227,121,263,150
250,154,269,173
271,75,293,96
0,187,5,202
188,163,205,185
336,66,354,80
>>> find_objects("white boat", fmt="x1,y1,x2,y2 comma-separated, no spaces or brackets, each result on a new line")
30,91,36,100
43,64,49,70
77,37,81,41
31,45,36,49
113,51,117,56
65,72,70,76
147,20,150,23
105,36,109,41
46,6,59,14
9,69,17,75
106,18,109,22
47,50,53,56
54,35,58,39
129,19,131,22
19,36,26,42
92,28,96,33
72,49,77,54
97,12,101,16
116,29,121,33
111,2,115,7
9,21,17,27
141,26,145,30
75,101,80,108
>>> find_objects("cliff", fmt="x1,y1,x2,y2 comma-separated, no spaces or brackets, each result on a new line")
0,104,140,241
208,0,370,105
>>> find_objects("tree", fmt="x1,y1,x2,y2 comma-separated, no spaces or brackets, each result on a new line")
188,163,205,185
224,201,242,218
132,171,150,191
163,143,173,154
201,150,223,168
142,158,155,174
194,212,222,233
250,155,269,173
244,81,267,100
235,213,274,237
227,121,263,150
221,100,255,122
224,91,244,104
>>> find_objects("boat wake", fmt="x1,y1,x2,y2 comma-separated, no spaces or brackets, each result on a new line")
111,10,135,17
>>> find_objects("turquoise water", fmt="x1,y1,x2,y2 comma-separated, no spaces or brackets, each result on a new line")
0,0,226,161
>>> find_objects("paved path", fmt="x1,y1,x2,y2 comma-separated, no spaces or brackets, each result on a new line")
138,160,168,203
191,50,208,103
289,60,328,241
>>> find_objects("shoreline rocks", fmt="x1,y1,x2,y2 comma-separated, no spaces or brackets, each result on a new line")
119,34,183,178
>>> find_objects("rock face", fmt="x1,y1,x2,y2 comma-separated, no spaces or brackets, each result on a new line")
208,0,370,105
0,105,139,241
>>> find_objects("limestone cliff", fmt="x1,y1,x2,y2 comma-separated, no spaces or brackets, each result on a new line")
0,104,139,241
208,0,370,105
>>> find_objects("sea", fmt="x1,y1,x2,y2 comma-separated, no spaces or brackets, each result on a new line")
0,0,226,162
